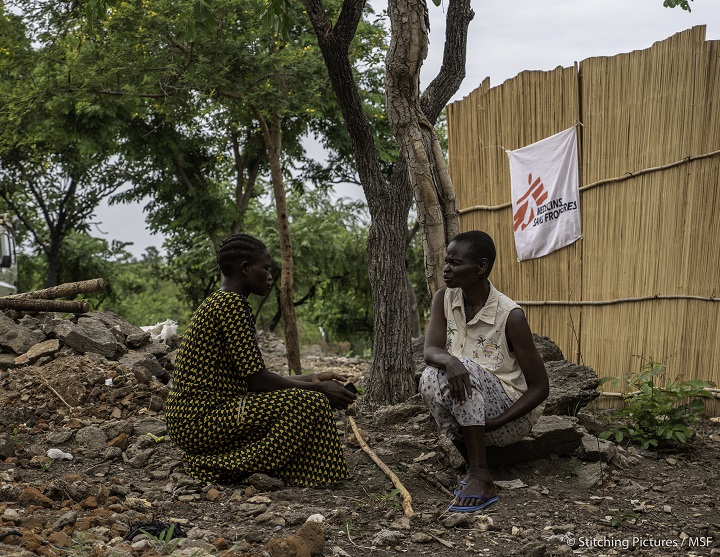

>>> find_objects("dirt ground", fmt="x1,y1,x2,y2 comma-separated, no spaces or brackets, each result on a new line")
0,344,719,557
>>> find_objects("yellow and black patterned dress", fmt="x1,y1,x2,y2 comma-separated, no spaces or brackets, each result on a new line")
165,290,349,486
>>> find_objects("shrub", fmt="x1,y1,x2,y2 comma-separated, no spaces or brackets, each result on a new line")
600,357,715,450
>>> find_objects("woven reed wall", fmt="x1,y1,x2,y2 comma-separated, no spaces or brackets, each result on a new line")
446,26,720,415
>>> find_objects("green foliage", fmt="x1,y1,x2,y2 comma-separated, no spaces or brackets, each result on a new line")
600,357,714,450
245,188,375,353
564,456,581,478
139,523,180,555
663,0,693,11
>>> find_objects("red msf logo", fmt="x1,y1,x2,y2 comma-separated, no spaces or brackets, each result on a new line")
513,173,548,231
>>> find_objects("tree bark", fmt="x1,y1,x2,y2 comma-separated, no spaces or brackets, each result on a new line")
11,278,107,299
0,298,89,313
305,0,416,405
253,107,302,375
385,0,464,297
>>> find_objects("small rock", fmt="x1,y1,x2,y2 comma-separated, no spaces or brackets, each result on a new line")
664,505,672,513
265,535,311,557
236,502,268,517
471,514,494,531
247,473,284,491
520,541,548,557
248,495,272,504
297,520,324,556
18,487,54,508
205,488,221,501
443,513,471,528
410,532,433,544
371,529,404,546
255,512,287,528
389,516,411,530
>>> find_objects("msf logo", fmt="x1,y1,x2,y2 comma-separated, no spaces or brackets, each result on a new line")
513,173,548,231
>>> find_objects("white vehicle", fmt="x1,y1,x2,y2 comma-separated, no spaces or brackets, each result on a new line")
0,214,18,296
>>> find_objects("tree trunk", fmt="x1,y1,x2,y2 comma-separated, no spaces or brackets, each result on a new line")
11,278,106,299
386,0,462,297
253,108,302,375
304,0,416,405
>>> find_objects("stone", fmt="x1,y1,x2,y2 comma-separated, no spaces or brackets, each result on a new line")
533,334,565,362
50,510,78,530
265,535,311,557
576,462,609,489
74,425,108,451
576,433,617,462
486,415,584,466
132,417,167,437
410,532,433,543
371,529,404,546
101,420,133,440
236,503,268,517
119,352,168,384
18,487,54,508
0,314,46,355
297,521,324,556
247,473,284,491
45,430,73,444
0,353,18,370
0,433,16,459
520,541,548,557
84,311,148,341
52,319,117,358
442,513,471,528
14,339,60,365
544,361,600,415
125,331,152,349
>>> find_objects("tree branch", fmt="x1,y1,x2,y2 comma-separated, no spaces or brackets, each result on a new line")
420,0,474,123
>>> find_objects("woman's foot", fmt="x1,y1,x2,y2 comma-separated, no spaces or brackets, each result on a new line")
449,476,498,512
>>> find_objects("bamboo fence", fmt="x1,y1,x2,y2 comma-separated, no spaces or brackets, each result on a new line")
446,26,720,416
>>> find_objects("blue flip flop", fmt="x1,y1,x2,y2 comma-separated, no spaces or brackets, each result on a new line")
452,480,467,496
449,494,499,513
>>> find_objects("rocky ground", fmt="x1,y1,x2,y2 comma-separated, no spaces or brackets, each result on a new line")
0,310,718,557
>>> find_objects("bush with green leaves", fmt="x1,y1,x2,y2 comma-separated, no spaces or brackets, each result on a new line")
600,357,715,450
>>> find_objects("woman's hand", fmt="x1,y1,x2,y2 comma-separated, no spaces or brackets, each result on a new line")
445,356,473,404
314,371,347,383
315,380,356,410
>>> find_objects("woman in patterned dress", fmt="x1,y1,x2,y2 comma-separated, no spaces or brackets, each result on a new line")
420,231,549,512
165,234,356,486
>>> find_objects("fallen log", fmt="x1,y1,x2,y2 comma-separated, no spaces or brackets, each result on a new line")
0,297,89,313
9,278,106,300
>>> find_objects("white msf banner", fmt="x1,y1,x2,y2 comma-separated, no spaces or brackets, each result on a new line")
507,127,581,261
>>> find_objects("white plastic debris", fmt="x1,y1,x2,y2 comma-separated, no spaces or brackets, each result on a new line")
105,378,114,386
141,319,178,343
306,514,325,524
46,448,73,460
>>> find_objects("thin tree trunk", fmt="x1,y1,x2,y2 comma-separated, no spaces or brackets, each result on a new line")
305,0,416,405
386,0,461,297
253,108,302,374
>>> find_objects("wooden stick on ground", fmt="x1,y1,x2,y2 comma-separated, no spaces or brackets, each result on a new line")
41,380,75,410
0,298,89,313
9,278,106,300
347,416,415,518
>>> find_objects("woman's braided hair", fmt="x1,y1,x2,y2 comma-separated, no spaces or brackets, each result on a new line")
216,234,267,275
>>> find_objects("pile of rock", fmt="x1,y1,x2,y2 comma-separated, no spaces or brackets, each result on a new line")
0,310,176,382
